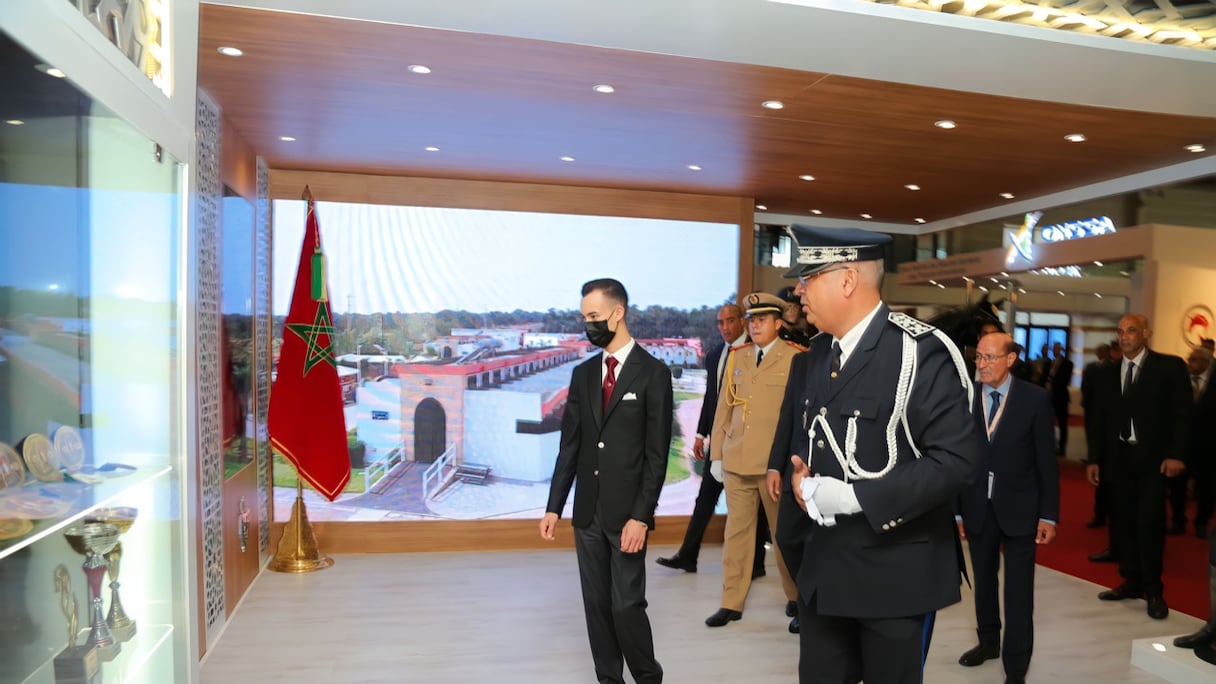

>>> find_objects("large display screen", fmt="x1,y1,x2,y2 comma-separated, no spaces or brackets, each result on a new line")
269,200,739,521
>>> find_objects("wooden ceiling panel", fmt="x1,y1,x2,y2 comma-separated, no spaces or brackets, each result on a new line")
198,4,1216,224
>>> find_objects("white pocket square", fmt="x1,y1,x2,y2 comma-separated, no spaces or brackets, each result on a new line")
622,392,638,401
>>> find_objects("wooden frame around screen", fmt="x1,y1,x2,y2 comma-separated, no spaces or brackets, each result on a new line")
266,168,753,552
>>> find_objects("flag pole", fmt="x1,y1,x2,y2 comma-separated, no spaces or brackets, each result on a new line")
268,476,334,573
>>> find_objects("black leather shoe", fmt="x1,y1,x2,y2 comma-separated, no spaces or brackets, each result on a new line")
1175,625,1214,649
785,600,798,618
705,608,742,627
1088,549,1117,563
1005,675,1026,684
655,554,696,573
958,643,1000,667
752,566,766,579
1147,593,1169,620
1085,517,1106,528
1098,583,1143,601
788,616,800,634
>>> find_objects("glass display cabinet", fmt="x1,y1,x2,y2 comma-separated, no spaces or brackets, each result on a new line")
0,29,192,683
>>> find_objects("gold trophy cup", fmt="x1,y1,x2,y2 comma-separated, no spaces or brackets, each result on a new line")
52,564,100,683
86,507,138,642
63,523,121,662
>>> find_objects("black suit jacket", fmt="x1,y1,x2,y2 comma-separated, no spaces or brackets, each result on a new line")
774,305,985,618
959,378,1059,538
1189,370,1216,471
1049,357,1074,407
1089,349,1191,468
546,343,674,532
696,341,729,440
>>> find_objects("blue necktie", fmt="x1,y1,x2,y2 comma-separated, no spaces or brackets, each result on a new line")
988,390,1001,426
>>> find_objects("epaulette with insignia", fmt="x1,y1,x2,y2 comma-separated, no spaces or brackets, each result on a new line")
888,311,935,338
728,342,754,353
782,339,807,351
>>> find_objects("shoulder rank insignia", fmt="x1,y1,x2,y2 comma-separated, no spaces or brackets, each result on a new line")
888,311,935,338
728,342,754,353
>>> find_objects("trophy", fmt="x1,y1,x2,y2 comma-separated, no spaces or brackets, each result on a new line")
52,564,100,684
63,523,121,661
86,507,138,641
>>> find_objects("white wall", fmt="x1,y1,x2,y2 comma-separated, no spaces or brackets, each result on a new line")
464,390,559,481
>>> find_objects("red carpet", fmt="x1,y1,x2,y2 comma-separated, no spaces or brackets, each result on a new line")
1034,463,1210,619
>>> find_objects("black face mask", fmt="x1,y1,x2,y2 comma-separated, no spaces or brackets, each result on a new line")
585,319,617,349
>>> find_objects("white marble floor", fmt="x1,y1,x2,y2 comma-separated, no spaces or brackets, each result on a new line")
200,544,1207,683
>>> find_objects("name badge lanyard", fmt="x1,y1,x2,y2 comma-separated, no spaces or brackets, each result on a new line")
984,394,1008,440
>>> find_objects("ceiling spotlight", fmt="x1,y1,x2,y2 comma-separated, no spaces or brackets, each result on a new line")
756,204,767,211
425,146,440,152
407,65,432,74
860,213,872,219
560,156,575,162
962,276,974,283
978,286,989,292
1186,144,1207,153
761,100,784,110
35,64,65,78
811,209,823,215
593,84,615,94
904,184,921,191
936,283,946,289
279,136,296,142
989,277,1000,283
686,164,702,171
1119,270,1129,276
1000,192,1015,199
5,119,24,126
1017,288,1027,294
1064,133,1087,143
929,280,938,286
1093,260,1103,266
1000,271,1009,277
217,46,243,57
1094,292,1104,298
799,174,815,181
1057,290,1066,296
934,120,957,129
914,218,926,224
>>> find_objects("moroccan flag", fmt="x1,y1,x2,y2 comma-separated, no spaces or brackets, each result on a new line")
268,196,351,501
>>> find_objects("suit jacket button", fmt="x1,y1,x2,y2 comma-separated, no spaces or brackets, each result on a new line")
889,519,898,527
594,470,599,476
598,441,605,448
819,407,827,416
882,523,891,530
817,440,825,449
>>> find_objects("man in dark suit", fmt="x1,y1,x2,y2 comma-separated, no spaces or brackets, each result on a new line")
1046,341,1074,456
956,333,1059,684
774,225,985,684
1171,347,1216,537
1082,343,1111,528
540,278,673,684
1086,313,1191,620
656,303,768,577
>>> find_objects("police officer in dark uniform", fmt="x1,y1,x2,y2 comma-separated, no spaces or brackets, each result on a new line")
771,225,985,684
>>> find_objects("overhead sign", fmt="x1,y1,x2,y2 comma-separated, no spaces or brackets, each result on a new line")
1038,216,1117,243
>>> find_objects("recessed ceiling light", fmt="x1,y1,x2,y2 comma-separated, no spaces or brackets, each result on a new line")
978,285,989,292
217,46,243,57
929,280,938,286
1186,144,1207,153
914,218,926,224
756,204,767,211
937,283,946,289
811,209,823,215
560,156,575,162
1093,260,1103,267
1094,292,1103,298
860,213,872,219
1000,192,1015,199
279,136,296,142
1119,270,1129,276
761,100,784,110
1000,271,1009,277
687,164,702,171
35,64,65,78
962,277,974,283
425,146,440,152
934,120,956,129
5,119,24,126
799,174,815,181
407,65,432,74
989,277,1000,283
1057,290,1066,296
593,84,615,94
1064,133,1087,143
904,184,921,191
1017,288,1027,294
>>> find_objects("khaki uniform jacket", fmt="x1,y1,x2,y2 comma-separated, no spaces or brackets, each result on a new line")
711,340,801,476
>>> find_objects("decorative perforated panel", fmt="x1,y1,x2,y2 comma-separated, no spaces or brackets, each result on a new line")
195,90,226,638
255,156,272,556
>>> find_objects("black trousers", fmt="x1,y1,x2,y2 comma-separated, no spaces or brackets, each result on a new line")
1108,442,1167,594
1053,400,1069,453
798,594,934,684
674,462,767,569
574,516,662,684
968,507,1037,679
1168,473,1191,529
776,483,811,581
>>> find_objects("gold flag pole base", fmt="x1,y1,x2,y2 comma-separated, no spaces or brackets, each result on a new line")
268,480,333,573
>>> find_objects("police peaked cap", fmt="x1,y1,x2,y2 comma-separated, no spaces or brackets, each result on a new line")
783,224,893,279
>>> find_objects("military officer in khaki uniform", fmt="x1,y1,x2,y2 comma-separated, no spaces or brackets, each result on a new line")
704,292,804,627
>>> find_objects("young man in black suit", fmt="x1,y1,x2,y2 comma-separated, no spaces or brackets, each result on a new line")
775,225,985,684
540,278,673,684
1086,313,1192,620
957,333,1059,684
1046,341,1074,456
1168,347,1216,537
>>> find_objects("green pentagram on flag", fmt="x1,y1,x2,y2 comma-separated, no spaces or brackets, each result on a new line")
285,301,337,375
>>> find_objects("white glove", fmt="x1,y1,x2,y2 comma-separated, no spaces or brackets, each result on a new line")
810,475,862,518
798,477,834,527
709,460,723,483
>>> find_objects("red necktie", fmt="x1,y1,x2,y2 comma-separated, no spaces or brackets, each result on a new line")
603,356,618,411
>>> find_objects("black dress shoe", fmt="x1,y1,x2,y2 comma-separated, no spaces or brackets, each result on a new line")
752,566,766,579
655,554,696,573
1098,583,1143,601
705,608,742,627
785,600,798,618
1005,675,1026,684
788,616,800,634
1085,517,1107,528
1174,625,1214,649
958,643,1000,667
1147,593,1169,620
1088,549,1117,563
